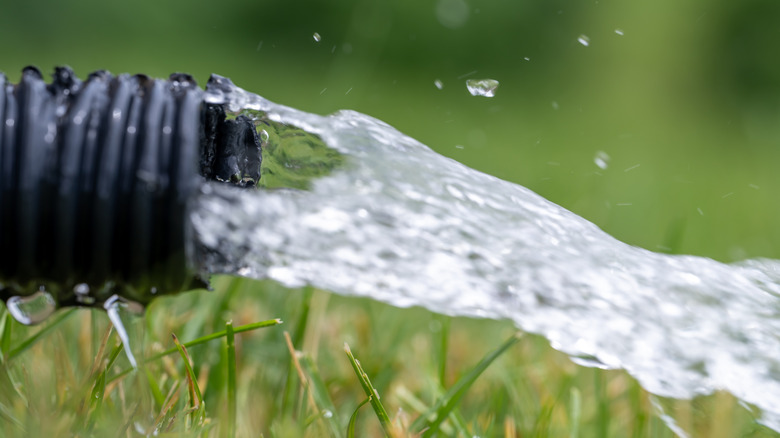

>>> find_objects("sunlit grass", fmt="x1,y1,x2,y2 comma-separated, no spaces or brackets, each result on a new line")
0,276,777,437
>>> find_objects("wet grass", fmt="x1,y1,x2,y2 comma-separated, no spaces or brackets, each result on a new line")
0,276,778,437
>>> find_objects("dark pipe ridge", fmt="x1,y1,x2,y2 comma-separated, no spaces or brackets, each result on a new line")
0,66,262,308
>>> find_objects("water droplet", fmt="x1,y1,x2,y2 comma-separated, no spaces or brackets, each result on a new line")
73,283,96,305
434,79,444,90
594,151,610,169
6,289,57,325
466,79,499,97
436,0,470,29
551,101,559,110
524,57,530,61
577,34,590,46
615,29,624,36
259,129,269,142
322,410,333,418
313,32,321,42
104,295,145,368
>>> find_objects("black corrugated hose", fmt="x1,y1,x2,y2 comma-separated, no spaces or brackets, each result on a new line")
0,66,261,310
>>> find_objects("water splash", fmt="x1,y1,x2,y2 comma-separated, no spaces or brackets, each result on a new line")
194,80,780,431
465,79,499,97
6,289,56,325
104,295,145,368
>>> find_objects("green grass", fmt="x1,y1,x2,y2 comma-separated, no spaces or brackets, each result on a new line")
0,276,778,437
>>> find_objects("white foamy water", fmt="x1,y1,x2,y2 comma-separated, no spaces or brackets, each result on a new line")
194,79,780,430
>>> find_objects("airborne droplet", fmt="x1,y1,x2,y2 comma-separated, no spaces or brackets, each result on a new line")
313,32,322,42
466,79,499,97
578,34,590,46
594,151,610,170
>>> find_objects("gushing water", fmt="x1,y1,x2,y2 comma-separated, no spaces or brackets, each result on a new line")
195,80,780,430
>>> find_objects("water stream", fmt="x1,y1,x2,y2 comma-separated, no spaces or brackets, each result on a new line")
193,79,780,430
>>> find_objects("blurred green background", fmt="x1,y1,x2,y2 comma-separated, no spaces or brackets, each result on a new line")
2,0,780,260
3,2,780,435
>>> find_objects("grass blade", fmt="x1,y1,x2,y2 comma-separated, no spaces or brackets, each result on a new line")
159,319,281,361
0,400,24,432
86,341,124,433
172,333,205,426
283,331,339,437
143,363,166,409
149,380,181,433
281,288,313,420
6,308,76,361
436,316,450,388
533,397,556,437
299,355,341,437
569,387,582,438
225,320,237,438
595,369,609,438
291,286,314,348
412,333,522,436
110,318,282,383
344,343,393,436
432,316,471,436
0,311,12,361
347,398,371,438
